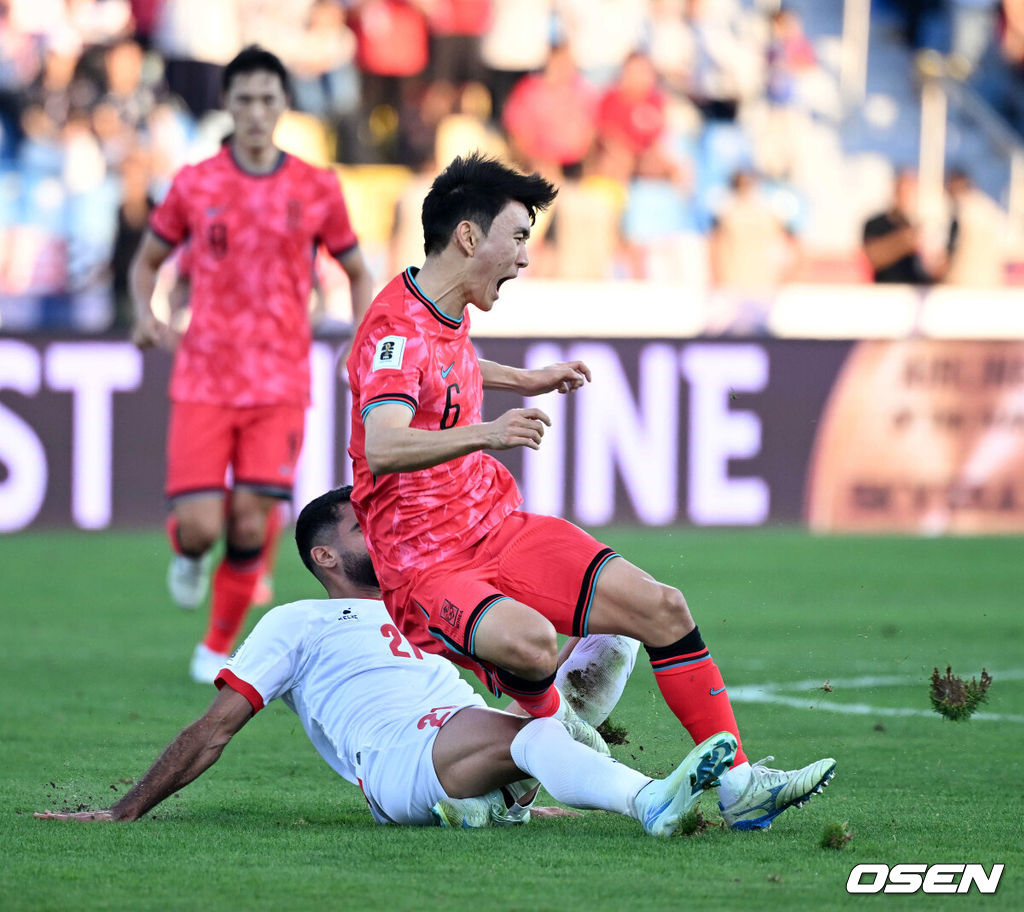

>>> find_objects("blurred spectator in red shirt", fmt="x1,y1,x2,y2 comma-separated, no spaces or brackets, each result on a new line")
350,0,430,161
502,42,598,175
596,52,668,181
129,0,165,48
425,0,492,85
351,0,429,79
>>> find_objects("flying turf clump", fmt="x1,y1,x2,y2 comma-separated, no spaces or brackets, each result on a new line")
677,808,719,837
929,666,993,721
820,821,854,850
597,718,630,746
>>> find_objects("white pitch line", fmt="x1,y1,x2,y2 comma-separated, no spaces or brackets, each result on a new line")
727,668,1024,723
744,669,1024,691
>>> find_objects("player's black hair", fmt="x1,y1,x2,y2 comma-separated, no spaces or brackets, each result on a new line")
222,45,292,98
421,152,558,256
294,485,354,581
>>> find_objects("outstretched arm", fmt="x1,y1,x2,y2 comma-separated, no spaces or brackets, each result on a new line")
334,245,376,381
363,401,551,476
480,360,591,396
337,246,374,329
129,231,178,351
35,688,255,822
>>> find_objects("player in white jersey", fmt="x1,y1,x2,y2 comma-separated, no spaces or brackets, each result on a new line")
35,488,736,834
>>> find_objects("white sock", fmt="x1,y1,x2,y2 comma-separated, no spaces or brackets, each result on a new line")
509,717,650,817
717,761,751,805
554,635,641,725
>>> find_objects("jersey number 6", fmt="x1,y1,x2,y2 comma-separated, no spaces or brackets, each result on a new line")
440,383,461,429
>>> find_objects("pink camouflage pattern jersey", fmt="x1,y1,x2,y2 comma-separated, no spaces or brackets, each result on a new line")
347,267,523,598
150,144,358,407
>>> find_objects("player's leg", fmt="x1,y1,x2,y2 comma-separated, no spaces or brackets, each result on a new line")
167,496,222,609
251,501,284,607
554,634,641,726
411,553,565,718
587,556,837,830
585,555,748,764
488,513,835,830
433,708,736,836
458,598,566,718
194,404,305,682
429,706,611,828
192,487,280,682
430,706,529,800
510,719,737,836
495,634,639,812
165,401,232,609
478,514,644,728
489,514,753,804
409,568,607,761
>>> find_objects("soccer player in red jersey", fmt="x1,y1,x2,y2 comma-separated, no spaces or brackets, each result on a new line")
130,46,373,683
348,153,835,831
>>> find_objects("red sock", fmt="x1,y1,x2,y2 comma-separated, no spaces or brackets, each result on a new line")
202,550,261,655
647,631,748,765
493,667,562,718
512,687,562,718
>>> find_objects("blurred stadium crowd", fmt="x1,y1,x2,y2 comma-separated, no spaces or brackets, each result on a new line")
2,0,1023,333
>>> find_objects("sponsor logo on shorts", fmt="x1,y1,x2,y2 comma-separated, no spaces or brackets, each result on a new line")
846,863,1003,894
439,599,462,629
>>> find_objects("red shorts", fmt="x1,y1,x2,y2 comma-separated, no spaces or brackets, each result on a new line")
165,401,305,501
389,511,618,665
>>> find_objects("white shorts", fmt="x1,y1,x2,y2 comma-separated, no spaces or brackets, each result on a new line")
357,699,486,825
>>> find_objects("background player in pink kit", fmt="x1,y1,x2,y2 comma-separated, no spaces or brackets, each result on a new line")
130,46,374,683
348,153,835,831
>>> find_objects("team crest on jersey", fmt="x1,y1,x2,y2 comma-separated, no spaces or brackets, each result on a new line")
373,335,406,370
439,599,462,629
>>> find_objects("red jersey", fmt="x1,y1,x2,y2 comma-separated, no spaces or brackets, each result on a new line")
597,85,666,154
348,268,522,593
150,145,358,407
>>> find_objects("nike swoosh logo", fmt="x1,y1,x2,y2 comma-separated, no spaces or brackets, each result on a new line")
441,362,455,379
710,687,726,696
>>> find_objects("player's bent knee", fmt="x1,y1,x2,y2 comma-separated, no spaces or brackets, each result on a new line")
177,516,222,554
630,586,693,644
660,587,694,637
488,624,559,680
227,511,270,552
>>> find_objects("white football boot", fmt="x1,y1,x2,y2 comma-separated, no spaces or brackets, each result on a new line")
719,755,836,830
189,642,228,685
633,732,738,837
167,553,211,610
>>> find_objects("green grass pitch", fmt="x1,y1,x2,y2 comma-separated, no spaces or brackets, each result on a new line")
1,527,1021,910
